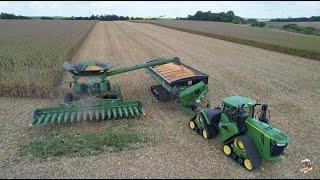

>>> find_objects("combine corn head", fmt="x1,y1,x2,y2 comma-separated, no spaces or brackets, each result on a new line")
30,57,179,126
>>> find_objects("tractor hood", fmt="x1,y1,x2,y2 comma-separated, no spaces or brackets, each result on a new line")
63,61,112,76
246,117,291,144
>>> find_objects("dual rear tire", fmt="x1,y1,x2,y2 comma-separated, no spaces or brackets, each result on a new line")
189,113,217,140
223,136,261,171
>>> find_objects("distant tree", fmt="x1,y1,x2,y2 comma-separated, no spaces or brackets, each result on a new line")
271,16,320,22
251,21,266,27
41,16,54,20
226,11,234,17
246,18,258,23
0,12,31,19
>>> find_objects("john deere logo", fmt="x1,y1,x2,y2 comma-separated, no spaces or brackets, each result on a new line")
299,159,312,173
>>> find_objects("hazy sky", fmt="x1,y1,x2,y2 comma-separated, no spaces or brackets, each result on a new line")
0,1,319,19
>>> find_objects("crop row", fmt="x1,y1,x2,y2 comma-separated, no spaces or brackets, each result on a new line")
0,20,97,98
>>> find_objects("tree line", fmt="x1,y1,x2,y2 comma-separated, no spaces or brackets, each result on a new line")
62,15,143,21
270,16,320,22
0,12,144,21
176,11,248,24
0,12,31,19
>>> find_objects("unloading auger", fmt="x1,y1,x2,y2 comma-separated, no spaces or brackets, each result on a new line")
30,57,179,126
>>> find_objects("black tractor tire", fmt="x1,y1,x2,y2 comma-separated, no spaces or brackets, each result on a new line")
207,125,218,139
237,135,261,171
64,92,73,103
202,124,218,139
200,114,218,139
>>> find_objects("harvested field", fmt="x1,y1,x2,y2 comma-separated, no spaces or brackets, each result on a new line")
1,21,320,178
134,20,320,60
266,21,320,29
0,20,96,98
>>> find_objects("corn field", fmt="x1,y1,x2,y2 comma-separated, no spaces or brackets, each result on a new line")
0,20,96,98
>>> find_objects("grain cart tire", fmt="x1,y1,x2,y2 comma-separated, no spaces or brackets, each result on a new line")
64,92,73,103
151,85,171,102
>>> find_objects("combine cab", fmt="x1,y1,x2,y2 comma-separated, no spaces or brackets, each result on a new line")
30,57,179,126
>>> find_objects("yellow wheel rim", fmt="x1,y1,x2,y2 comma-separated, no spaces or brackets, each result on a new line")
244,159,253,171
203,130,208,139
235,139,245,150
197,115,203,123
189,121,195,130
223,145,232,155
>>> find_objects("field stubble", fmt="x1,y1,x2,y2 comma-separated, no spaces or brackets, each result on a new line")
134,20,320,60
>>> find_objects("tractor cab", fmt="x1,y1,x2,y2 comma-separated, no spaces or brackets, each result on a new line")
222,96,256,121
222,96,270,124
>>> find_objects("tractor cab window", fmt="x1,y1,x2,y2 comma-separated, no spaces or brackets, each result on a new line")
223,104,253,121
243,106,253,118
223,105,237,121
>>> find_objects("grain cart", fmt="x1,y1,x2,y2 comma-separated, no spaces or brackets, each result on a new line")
30,57,179,126
145,57,291,171
145,57,209,116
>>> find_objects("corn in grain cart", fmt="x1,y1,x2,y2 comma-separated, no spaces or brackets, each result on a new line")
145,57,210,116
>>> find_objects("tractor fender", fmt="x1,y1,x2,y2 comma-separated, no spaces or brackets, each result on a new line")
197,109,214,126
202,108,222,126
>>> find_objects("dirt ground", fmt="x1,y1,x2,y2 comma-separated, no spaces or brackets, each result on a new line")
1,21,320,178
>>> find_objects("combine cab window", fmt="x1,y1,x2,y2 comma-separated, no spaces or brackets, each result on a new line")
78,76,102,83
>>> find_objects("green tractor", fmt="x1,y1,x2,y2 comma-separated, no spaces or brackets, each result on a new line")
30,57,179,126
189,96,291,171
144,59,290,171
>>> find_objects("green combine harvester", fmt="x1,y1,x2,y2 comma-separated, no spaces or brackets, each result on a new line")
30,57,179,126
145,57,291,171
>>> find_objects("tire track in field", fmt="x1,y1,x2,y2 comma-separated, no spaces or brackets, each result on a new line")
112,22,320,178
